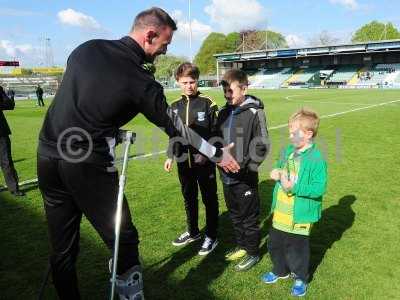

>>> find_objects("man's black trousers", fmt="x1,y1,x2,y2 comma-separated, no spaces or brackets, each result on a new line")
37,96,44,106
222,181,260,256
268,227,310,282
177,161,219,240
37,155,139,300
0,135,19,193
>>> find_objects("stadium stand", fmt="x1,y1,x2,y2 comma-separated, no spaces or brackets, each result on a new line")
350,63,400,86
0,76,60,98
326,65,361,84
285,66,322,86
216,39,400,89
248,68,294,88
395,72,400,84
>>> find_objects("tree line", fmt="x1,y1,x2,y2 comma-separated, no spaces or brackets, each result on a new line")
154,21,400,78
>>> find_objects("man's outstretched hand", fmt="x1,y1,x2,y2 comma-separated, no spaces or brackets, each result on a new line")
216,143,240,173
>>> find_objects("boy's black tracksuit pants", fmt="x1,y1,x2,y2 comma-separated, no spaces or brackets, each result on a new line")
222,181,260,256
177,161,219,240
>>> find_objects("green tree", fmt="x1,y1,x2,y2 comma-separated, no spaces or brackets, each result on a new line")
259,30,288,49
194,32,228,75
225,32,241,51
352,21,400,43
194,30,287,75
21,68,33,75
154,54,186,80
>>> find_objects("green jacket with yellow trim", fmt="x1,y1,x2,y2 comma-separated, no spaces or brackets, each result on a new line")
167,91,218,160
271,143,328,223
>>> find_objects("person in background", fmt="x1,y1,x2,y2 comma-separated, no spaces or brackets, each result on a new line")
0,85,25,197
36,85,45,106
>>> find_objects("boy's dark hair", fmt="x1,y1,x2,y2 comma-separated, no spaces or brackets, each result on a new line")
175,62,200,80
132,7,177,31
221,69,249,88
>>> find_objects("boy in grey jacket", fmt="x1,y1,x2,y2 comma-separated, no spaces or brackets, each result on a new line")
216,70,269,271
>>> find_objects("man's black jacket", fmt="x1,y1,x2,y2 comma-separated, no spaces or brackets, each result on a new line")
36,86,43,98
38,36,220,163
0,86,15,136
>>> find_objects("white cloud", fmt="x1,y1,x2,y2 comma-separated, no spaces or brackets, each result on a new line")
172,10,212,42
204,0,266,33
0,40,35,57
285,34,307,48
0,40,42,66
57,8,101,31
329,0,359,10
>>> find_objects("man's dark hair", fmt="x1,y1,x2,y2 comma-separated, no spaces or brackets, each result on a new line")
132,7,177,31
175,62,200,80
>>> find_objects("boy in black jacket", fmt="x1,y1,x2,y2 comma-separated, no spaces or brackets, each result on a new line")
164,62,219,255
217,69,269,271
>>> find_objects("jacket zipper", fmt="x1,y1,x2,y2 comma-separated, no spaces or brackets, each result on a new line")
226,109,235,184
186,96,192,168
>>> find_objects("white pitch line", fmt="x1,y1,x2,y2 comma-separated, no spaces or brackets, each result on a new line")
3,98,400,191
130,150,166,160
284,95,371,105
318,99,400,119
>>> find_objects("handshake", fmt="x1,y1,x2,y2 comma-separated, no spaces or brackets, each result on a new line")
270,168,296,192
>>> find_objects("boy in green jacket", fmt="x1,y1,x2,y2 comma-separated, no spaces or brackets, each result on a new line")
261,108,327,297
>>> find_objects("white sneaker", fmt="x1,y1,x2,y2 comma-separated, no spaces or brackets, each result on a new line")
198,236,218,256
172,231,201,246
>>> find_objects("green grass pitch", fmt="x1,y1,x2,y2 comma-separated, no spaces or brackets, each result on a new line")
1,88,400,299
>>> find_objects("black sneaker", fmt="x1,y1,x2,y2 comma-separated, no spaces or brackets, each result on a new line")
198,236,218,256
234,255,260,272
172,232,201,246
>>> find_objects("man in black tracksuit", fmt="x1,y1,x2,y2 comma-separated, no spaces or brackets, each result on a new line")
36,85,44,107
164,63,219,255
37,8,238,300
0,85,24,197
217,69,269,272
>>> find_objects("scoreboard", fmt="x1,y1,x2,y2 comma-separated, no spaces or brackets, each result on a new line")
0,61,20,67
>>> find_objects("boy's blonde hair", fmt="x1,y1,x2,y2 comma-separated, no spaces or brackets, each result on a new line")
289,108,320,137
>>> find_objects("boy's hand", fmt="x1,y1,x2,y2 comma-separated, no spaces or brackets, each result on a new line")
270,169,282,181
217,143,240,173
280,174,294,191
164,158,173,172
